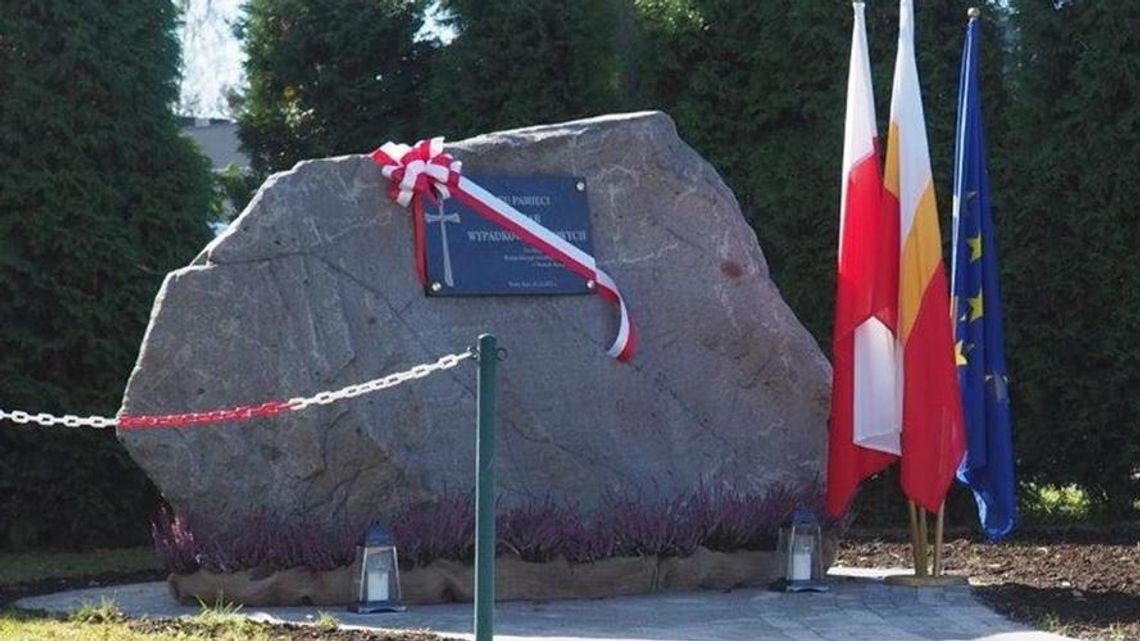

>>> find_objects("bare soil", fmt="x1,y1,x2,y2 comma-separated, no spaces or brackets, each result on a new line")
837,532,1140,641
130,618,458,641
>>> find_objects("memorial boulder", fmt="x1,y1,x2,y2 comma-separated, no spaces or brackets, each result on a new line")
119,111,831,538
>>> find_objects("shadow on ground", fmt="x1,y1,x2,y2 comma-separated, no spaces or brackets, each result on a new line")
974,584,1140,640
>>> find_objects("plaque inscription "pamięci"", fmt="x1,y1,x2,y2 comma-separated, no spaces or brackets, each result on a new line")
423,175,594,296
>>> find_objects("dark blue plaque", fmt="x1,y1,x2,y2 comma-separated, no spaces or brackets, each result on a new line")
424,176,594,296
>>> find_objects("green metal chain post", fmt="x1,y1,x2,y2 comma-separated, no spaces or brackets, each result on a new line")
474,334,498,641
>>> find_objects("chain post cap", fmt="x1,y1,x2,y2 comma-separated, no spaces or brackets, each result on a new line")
968,7,982,19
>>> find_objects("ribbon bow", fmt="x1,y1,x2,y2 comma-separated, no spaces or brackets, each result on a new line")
371,138,462,285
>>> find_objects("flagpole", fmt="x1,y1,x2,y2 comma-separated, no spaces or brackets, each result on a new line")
933,503,946,575
927,7,981,583
887,5,980,587
939,501,948,570
907,501,923,573
918,506,930,575
890,501,964,585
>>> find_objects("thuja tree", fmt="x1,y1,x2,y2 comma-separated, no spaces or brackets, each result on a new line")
866,0,1010,234
998,0,1140,518
631,0,1005,346
425,0,621,138
632,0,852,343
236,0,433,173
0,1,213,547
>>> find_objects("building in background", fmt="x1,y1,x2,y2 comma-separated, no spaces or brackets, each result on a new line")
180,117,248,170
180,117,250,234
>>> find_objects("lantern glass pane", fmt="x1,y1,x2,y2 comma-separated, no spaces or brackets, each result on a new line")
777,526,791,580
363,547,393,602
792,529,824,581
790,528,813,581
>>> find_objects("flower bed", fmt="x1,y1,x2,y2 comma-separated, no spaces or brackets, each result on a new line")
156,483,837,605
168,547,786,606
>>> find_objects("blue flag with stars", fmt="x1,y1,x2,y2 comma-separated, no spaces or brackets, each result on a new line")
951,12,1017,541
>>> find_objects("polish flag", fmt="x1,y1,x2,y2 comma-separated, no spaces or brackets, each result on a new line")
826,1,901,518
885,0,966,512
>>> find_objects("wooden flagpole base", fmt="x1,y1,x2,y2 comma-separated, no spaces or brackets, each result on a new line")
895,501,970,587
884,573,969,587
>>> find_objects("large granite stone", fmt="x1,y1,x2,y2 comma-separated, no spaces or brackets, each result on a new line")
119,111,831,535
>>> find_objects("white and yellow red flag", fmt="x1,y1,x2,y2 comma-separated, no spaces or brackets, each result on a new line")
885,0,966,513
826,1,901,518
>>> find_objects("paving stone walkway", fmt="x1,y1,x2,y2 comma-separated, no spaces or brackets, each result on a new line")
15,569,1076,641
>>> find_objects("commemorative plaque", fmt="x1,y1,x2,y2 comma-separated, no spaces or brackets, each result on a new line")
424,176,594,296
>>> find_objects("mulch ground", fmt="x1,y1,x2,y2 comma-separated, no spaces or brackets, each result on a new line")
130,618,458,641
837,530,1140,641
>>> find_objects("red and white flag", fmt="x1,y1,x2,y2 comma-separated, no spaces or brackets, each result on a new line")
886,0,966,512
826,1,902,518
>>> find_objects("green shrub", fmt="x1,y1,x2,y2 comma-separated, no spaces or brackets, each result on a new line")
0,0,212,549
235,0,434,173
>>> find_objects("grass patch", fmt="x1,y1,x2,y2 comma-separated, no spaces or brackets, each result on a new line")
314,610,340,632
0,608,268,641
0,547,159,585
0,606,452,640
192,595,248,628
70,597,124,624
1021,483,1096,524
0,548,445,640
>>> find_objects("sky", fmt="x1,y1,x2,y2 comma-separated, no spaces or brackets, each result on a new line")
178,0,451,119
179,0,244,118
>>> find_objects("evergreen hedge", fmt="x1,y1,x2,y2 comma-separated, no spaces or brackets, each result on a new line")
0,0,213,548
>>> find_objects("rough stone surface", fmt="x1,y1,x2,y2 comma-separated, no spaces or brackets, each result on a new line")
119,111,831,536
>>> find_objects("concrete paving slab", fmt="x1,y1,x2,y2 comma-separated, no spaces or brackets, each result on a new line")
13,570,1079,641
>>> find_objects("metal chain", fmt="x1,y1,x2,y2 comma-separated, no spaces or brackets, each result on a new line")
0,349,474,430
286,350,472,410
0,409,117,430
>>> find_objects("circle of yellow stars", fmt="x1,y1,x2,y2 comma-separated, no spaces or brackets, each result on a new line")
954,232,983,367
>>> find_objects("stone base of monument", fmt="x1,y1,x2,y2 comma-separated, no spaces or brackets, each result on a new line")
168,547,788,607
168,565,355,607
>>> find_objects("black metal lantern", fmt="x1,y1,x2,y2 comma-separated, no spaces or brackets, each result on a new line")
349,522,406,613
773,507,829,592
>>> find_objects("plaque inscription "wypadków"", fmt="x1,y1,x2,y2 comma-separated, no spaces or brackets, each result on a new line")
423,176,594,296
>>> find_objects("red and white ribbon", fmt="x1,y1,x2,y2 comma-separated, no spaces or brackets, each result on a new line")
370,138,637,362
371,138,462,286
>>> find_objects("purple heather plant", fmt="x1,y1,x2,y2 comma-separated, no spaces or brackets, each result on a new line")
602,491,703,558
689,482,812,552
152,508,356,575
561,512,621,563
152,482,830,574
390,493,475,567
495,498,579,563
151,507,200,574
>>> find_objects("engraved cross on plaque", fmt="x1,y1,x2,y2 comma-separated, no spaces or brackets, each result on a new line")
425,204,461,287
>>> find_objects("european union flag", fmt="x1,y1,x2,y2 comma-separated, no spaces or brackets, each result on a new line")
951,11,1017,541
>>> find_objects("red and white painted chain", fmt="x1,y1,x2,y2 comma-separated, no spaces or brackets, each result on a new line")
0,349,473,431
